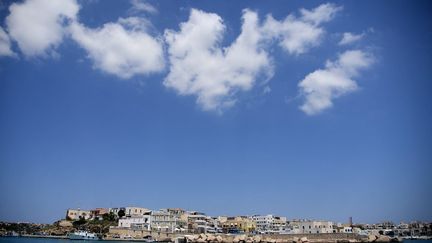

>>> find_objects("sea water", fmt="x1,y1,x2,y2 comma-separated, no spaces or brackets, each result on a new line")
0,238,431,243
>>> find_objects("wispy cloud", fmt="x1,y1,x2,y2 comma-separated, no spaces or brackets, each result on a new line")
263,86,271,94
262,3,342,55
300,3,343,25
298,50,374,115
0,26,16,57
339,32,365,45
129,0,157,15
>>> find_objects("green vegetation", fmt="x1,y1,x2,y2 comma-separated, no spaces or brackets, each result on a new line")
86,219,117,234
72,217,87,227
117,209,125,218
102,212,116,221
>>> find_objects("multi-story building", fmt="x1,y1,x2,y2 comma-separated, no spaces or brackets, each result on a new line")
109,207,124,217
118,215,151,229
289,220,335,234
181,212,209,233
109,207,151,218
206,217,223,233
162,208,185,216
66,209,92,220
90,208,108,219
339,226,353,233
220,216,256,233
250,215,287,233
150,210,178,232
125,207,151,217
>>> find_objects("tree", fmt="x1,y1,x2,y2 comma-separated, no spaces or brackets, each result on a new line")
73,217,87,227
102,212,116,222
117,209,125,218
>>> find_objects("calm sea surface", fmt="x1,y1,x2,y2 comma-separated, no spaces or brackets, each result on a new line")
0,238,430,243
0,238,120,243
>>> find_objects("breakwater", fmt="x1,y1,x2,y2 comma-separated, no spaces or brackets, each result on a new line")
107,228,396,243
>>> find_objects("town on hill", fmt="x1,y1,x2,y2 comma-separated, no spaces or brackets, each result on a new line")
1,206,431,242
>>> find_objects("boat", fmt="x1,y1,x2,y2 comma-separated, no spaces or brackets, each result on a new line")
68,231,100,240
4,231,19,237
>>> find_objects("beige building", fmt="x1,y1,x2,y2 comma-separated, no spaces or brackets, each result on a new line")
90,208,108,218
126,207,151,217
221,216,256,233
181,212,209,233
66,208,92,220
163,208,185,216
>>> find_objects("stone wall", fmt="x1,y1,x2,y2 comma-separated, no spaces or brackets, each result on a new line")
107,227,367,242
108,227,366,242
267,233,363,241
108,227,180,241
183,233,365,243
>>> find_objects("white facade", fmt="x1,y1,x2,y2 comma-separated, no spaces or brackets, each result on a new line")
109,207,124,216
250,215,287,232
150,210,178,232
110,207,151,217
118,216,151,230
125,207,151,217
290,220,335,234
340,226,353,233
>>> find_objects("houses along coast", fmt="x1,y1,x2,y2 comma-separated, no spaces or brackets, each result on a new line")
1,206,431,242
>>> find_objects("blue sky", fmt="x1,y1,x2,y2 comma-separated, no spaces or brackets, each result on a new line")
0,0,431,224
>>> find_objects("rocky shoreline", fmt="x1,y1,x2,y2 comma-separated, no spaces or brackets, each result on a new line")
1,233,412,243
179,233,402,243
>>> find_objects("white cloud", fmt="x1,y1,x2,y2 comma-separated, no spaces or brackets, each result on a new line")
339,32,365,45
0,27,15,57
298,50,374,115
300,3,342,25
164,9,273,111
6,0,79,57
130,0,157,14
262,3,341,55
69,17,164,79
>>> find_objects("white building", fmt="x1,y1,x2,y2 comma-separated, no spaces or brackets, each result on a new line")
341,226,353,233
250,215,287,233
109,207,151,218
125,207,151,216
290,220,335,234
109,207,124,216
118,215,151,230
150,210,178,232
